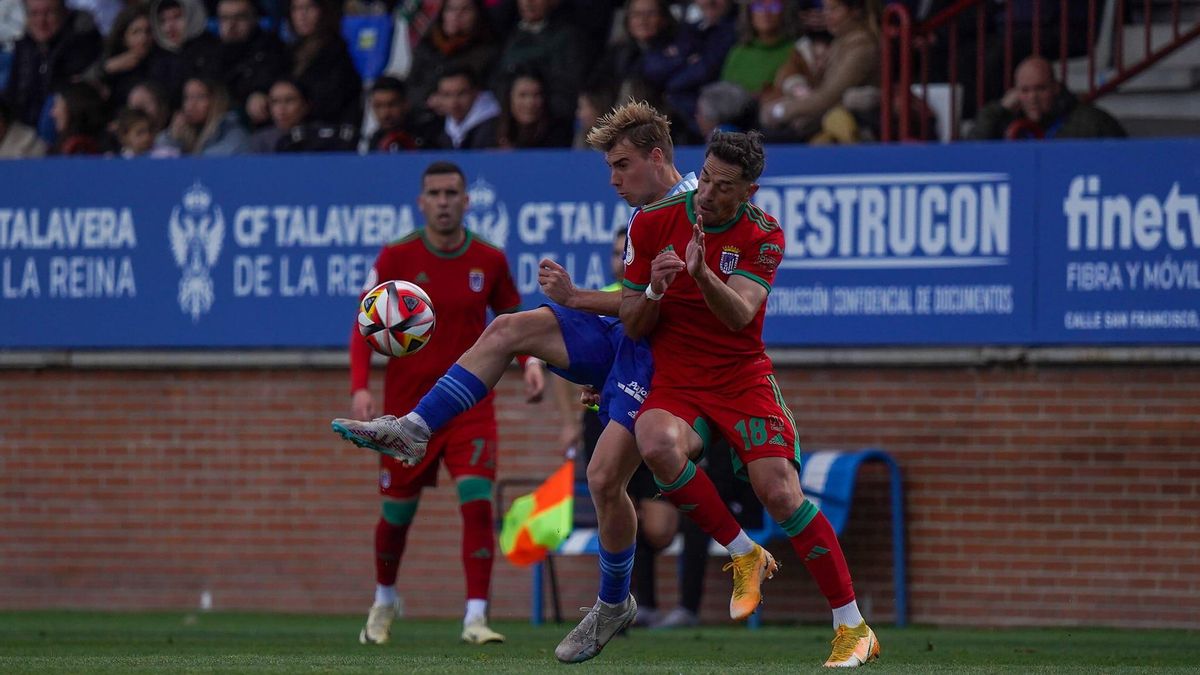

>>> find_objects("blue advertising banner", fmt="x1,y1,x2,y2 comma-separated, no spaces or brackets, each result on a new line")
756,143,1036,345
0,139,1196,348
1034,140,1200,343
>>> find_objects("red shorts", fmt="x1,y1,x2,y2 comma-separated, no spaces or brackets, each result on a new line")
638,374,802,478
378,414,498,498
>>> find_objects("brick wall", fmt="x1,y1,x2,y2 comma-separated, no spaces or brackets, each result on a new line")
1,361,1197,628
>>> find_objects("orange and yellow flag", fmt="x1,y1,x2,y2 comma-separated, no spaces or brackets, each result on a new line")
500,460,575,566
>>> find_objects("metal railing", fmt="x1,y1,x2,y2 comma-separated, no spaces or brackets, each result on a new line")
881,0,1200,141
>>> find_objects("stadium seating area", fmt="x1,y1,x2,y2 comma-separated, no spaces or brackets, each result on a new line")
0,0,1197,159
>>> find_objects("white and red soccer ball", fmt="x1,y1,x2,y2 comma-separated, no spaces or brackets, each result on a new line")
357,280,436,357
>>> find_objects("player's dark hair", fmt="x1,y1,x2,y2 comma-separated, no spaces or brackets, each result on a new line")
436,64,479,90
706,130,765,182
371,76,407,98
614,226,628,240
422,161,467,189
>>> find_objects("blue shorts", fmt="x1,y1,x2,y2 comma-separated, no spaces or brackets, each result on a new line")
543,303,654,434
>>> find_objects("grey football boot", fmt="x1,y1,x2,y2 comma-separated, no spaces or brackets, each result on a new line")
554,595,637,663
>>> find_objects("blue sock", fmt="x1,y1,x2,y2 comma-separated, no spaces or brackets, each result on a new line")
412,364,489,433
598,543,636,605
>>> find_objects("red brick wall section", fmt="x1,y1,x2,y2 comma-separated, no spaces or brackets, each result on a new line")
1,364,1197,628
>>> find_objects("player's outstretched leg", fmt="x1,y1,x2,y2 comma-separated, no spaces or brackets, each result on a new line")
554,595,637,663
333,309,567,463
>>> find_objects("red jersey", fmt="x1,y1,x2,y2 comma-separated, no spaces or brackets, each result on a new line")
623,190,784,393
350,229,522,414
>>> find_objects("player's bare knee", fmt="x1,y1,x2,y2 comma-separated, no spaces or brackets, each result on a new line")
756,480,804,521
586,460,624,505
478,312,526,354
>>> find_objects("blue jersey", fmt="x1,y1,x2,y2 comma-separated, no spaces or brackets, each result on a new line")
547,171,698,431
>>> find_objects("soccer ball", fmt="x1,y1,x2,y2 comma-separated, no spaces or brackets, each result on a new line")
358,280,436,357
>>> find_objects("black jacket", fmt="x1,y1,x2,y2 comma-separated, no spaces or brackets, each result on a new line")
5,11,102,126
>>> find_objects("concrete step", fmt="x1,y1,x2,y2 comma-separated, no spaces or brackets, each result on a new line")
1093,87,1200,120
1058,21,1200,92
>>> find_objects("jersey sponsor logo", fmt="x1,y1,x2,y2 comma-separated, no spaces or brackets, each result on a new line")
768,433,787,446
767,415,785,431
414,271,429,284
754,172,1011,269
468,268,484,292
169,181,225,322
719,246,740,275
379,469,391,490
465,178,509,248
616,379,648,403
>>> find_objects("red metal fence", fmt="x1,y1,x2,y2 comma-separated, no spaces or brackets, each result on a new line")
881,0,1200,141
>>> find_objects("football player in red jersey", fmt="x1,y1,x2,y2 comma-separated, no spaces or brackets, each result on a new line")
621,131,880,668
347,161,545,647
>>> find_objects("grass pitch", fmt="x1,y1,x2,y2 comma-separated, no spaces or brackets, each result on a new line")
1,611,1197,674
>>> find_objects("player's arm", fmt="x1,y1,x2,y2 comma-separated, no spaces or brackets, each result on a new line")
620,250,684,339
686,221,773,331
538,258,622,316
619,211,683,339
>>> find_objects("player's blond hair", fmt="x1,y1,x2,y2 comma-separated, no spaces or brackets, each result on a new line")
586,100,674,162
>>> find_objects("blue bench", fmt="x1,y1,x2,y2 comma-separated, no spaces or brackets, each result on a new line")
520,449,908,628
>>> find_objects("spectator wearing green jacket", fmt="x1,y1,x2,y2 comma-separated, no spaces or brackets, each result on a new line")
720,0,796,99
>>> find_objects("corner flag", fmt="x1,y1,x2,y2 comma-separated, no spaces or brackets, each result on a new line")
500,459,574,566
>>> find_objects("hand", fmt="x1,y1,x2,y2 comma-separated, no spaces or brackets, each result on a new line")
1001,87,1020,112
686,220,708,279
245,92,270,125
351,389,376,420
105,50,144,74
579,385,600,408
537,258,576,306
523,358,545,403
649,250,685,295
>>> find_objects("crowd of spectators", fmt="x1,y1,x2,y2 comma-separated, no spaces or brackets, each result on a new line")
0,0,1130,159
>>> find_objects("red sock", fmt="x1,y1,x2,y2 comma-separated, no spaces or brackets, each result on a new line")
374,517,410,586
460,500,494,601
657,461,741,546
789,511,855,608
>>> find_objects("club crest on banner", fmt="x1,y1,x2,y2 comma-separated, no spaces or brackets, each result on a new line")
719,246,740,275
466,177,509,248
169,182,225,322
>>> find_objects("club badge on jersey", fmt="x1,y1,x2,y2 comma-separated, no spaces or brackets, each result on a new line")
719,246,741,275
469,269,484,292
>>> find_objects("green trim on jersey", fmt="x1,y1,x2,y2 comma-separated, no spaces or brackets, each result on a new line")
622,278,648,292
732,269,772,293
745,203,779,232
382,499,419,525
654,459,697,492
456,476,493,504
641,192,689,213
779,500,819,536
470,231,506,253
421,229,473,259
387,231,422,247
685,192,747,233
